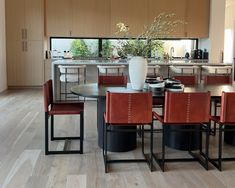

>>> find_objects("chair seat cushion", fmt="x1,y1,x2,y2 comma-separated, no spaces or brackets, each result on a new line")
210,116,220,123
60,74,84,82
202,66,232,74
49,102,84,115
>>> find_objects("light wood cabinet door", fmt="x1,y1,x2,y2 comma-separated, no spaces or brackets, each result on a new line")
24,41,44,85
148,0,187,38
25,0,44,40
5,0,25,41
6,41,25,86
185,0,210,38
110,0,148,37
46,0,72,37
71,0,110,37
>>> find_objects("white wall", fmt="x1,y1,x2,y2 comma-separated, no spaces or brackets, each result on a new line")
199,0,226,63
0,0,7,92
224,0,235,63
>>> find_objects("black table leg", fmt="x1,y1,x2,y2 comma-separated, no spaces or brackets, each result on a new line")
97,97,136,152
224,125,235,146
164,125,200,151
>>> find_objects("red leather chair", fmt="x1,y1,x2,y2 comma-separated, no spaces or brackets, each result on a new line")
43,80,84,155
204,75,232,85
210,92,235,171
103,92,154,173
98,75,127,86
173,75,198,86
153,92,211,171
204,75,232,136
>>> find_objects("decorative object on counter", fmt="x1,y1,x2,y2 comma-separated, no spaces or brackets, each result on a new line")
115,13,186,90
63,51,73,59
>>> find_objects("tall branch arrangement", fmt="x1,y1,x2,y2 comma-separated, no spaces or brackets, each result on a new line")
115,13,186,58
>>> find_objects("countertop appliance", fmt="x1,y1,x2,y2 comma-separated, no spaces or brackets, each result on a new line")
192,49,203,59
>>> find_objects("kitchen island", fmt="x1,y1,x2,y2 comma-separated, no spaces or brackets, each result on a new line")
52,59,233,100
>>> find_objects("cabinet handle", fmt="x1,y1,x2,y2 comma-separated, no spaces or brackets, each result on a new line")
69,30,72,36
25,29,27,39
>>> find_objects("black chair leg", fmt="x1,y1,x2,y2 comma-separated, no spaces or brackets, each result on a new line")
161,126,165,172
105,125,108,173
218,125,223,171
199,125,203,155
51,115,54,141
205,124,210,170
45,112,49,155
150,123,154,171
80,111,84,154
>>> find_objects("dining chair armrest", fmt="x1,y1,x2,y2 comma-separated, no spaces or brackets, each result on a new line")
153,111,164,123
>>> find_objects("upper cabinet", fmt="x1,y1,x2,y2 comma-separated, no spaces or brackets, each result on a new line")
185,0,210,38
46,0,110,37
148,0,187,38
71,0,110,37
46,0,72,37
45,0,210,38
110,0,148,37
25,0,44,40
6,0,25,41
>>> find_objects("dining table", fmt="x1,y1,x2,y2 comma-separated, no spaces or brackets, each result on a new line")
71,83,235,152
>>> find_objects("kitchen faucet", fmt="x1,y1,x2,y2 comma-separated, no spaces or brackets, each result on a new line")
170,47,175,60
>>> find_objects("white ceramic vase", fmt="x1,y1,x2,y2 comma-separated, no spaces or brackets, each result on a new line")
129,56,147,90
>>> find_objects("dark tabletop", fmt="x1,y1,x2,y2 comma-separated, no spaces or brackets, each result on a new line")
71,83,235,98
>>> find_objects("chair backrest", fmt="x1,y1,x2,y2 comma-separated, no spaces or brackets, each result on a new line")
204,75,232,85
98,75,127,86
43,80,53,112
220,92,235,123
105,92,152,124
173,75,198,86
58,65,86,74
97,65,125,75
164,92,210,124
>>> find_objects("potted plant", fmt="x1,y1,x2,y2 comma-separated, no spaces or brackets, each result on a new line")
115,13,186,90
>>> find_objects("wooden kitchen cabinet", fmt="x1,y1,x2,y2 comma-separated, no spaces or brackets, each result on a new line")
71,0,110,37
6,0,44,86
46,0,72,37
185,0,210,38
110,0,148,37
148,0,187,38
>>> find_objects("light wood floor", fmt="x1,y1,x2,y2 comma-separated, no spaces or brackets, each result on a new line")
0,89,235,188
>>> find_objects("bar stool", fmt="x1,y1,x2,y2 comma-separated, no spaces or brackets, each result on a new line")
147,65,161,78
58,65,86,100
97,65,126,76
201,65,232,75
169,65,199,76
209,92,235,171
153,92,211,172
43,80,84,155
